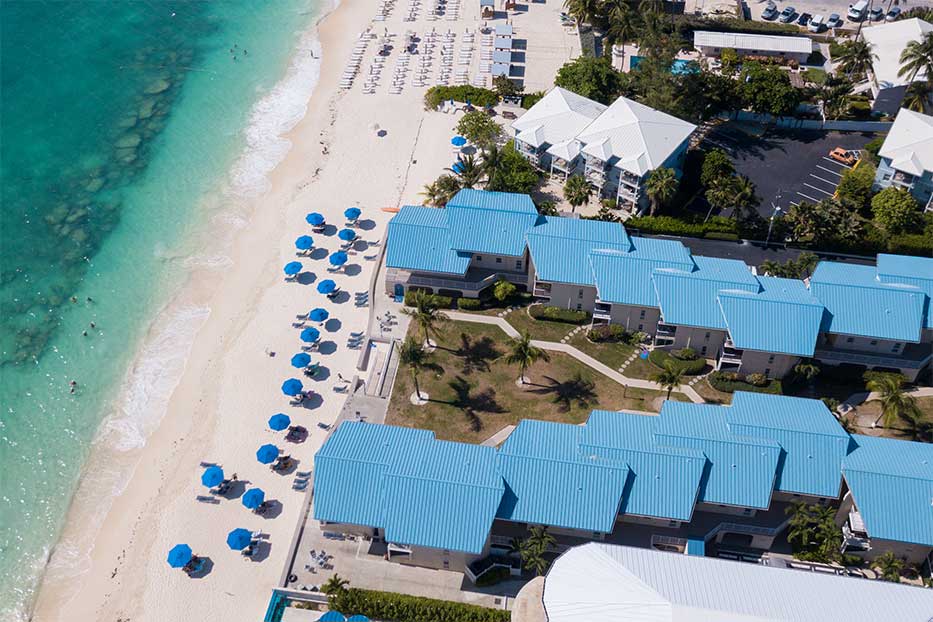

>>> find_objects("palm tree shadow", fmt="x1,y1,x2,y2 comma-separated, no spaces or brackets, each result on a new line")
456,333,501,375
529,373,597,413
447,375,505,431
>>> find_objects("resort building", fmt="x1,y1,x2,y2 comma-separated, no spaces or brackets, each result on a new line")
384,189,933,381
512,89,696,211
860,18,933,115
528,543,933,622
312,394,933,579
872,108,933,210
693,30,814,64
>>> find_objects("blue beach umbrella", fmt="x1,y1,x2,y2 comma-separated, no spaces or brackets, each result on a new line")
256,444,280,464
300,327,320,343
291,352,312,368
268,413,291,431
309,307,329,322
317,279,337,294
318,613,347,622
226,528,252,550
451,135,467,147
295,235,314,250
306,212,325,226
201,465,224,488
329,251,348,267
344,207,361,220
347,616,371,622
242,487,265,509
284,261,302,276
338,228,356,242
167,544,193,568
281,378,303,396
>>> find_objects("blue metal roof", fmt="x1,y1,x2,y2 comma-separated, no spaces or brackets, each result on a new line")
876,253,933,329
727,393,849,498
382,440,503,553
718,277,824,356
843,435,933,547
809,262,925,342
526,217,630,286
313,422,433,527
581,411,706,522
656,402,781,509
447,206,539,256
447,188,537,214
386,207,471,275
589,238,694,307
653,257,759,330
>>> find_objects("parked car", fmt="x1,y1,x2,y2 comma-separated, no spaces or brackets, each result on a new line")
827,13,843,28
829,147,860,166
762,3,779,19
778,6,797,22
808,14,825,32
885,6,901,21
847,0,868,21
869,6,884,20
797,11,812,25
501,110,517,120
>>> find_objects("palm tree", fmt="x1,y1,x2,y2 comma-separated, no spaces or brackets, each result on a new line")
322,574,349,595
605,0,639,47
785,502,817,551
480,144,504,183
834,39,877,78
512,526,556,576
563,174,592,211
449,154,484,189
563,0,602,27
651,360,684,399
398,337,428,401
793,360,821,386
421,174,461,207
902,80,932,113
644,167,677,216
402,290,448,347
821,76,854,120
729,175,759,220
873,551,905,583
866,374,916,429
898,31,933,83
506,330,550,385
900,409,933,443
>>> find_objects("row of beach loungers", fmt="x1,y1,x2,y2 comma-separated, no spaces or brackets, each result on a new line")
340,31,376,90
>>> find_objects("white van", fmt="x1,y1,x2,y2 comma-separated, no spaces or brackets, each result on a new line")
847,0,868,20
808,14,825,32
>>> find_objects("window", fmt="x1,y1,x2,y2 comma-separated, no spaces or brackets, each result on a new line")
476,255,483,261
742,508,754,516
704,332,710,341
846,337,854,344
701,346,707,356
495,257,502,264
576,303,583,311
765,368,771,376
638,324,643,331
767,355,775,364
515,260,522,270
577,289,584,299
892,342,902,352
869,340,877,346
639,309,646,320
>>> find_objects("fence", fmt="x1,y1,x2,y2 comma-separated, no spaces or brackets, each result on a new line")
727,111,893,132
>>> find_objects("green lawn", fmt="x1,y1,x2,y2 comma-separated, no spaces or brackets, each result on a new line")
502,305,579,343
694,378,734,405
853,396,933,442
386,320,677,443
566,331,637,371
620,354,657,381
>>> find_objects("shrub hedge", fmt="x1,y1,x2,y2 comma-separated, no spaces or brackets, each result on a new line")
329,588,511,622
529,304,591,324
588,324,627,342
648,350,707,375
457,297,483,311
626,215,740,238
708,371,783,394
424,85,499,109
404,291,454,308
474,566,511,587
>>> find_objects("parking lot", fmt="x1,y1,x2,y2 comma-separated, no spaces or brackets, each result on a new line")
702,123,877,217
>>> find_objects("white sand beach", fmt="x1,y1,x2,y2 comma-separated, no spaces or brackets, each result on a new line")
29,0,576,620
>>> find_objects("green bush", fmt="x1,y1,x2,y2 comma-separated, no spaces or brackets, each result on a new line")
672,347,698,361
457,298,483,311
745,372,768,386
862,370,907,386
708,371,783,394
522,91,546,109
803,68,827,85
705,231,741,241
529,304,591,324
404,291,453,308
474,566,511,587
424,85,499,109
330,588,511,622
626,215,741,239
588,324,627,343
649,350,707,375
887,232,933,255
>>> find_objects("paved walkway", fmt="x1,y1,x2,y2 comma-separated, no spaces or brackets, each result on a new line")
445,311,705,404
481,425,516,447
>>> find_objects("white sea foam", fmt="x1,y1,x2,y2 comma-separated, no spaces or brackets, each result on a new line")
182,253,234,270
228,25,324,198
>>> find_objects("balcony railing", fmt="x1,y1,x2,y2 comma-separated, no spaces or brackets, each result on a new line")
814,348,931,369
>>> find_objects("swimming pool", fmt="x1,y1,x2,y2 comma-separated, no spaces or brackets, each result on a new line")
630,56,699,75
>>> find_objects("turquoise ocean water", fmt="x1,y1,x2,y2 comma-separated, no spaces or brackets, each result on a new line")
0,1,324,618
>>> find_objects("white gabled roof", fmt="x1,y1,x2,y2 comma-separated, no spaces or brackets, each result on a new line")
879,108,933,176
861,18,933,89
511,87,607,150
694,30,813,54
575,96,697,176
546,139,581,161
543,543,933,622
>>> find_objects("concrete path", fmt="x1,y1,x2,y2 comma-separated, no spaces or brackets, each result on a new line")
481,425,516,447
445,311,705,404
840,386,933,413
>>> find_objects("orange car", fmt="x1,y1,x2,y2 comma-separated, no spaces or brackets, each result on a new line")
829,147,860,166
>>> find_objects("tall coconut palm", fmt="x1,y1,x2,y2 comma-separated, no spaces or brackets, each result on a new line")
898,31,933,83
480,143,504,182
605,0,639,47
402,290,448,347
563,174,592,211
644,167,677,216
512,526,556,576
729,175,759,220
421,174,461,207
834,39,877,78
873,551,905,583
563,0,602,26
449,154,484,189
902,80,933,113
650,360,684,399
398,337,428,401
866,374,916,429
506,330,550,385
322,574,349,595
821,76,854,120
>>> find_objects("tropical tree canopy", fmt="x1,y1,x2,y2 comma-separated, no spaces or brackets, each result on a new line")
402,291,449,346
835,39,877,77
897,31,933,82
506,330,549,384
871,187,921,234
554,55,624,105
421,174,461,207
644,166,678,216
563,174,592,209
650,360,684,399
455,109,503,148
866,373,917,429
